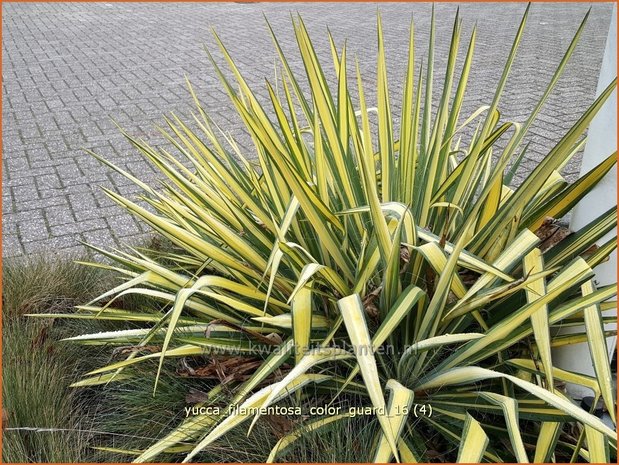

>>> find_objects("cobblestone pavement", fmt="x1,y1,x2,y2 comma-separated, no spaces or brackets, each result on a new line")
2,2,614,258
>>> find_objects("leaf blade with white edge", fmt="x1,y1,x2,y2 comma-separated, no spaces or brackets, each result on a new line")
292,285,313,365
585,424,610,463
248,348,353,433
479,392,528,462
414,366,615,438
182,374,330,463
338,294,399,461
523,248,554,392
398,333,484,376
457,413,488,463
534,422,562,463
374,379,414,463
334,285,426,401
582,279,616,423
267,413,354,463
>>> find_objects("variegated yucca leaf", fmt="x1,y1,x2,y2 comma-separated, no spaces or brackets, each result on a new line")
54,6,617,463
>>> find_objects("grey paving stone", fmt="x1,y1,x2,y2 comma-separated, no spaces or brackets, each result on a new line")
106,215,142,238
18,218,49,242
49,218,108,237
16,196,68,212
44,205,76,226
22,241,86,258
80,229,122,251
2,236,24,258
2,2,615,258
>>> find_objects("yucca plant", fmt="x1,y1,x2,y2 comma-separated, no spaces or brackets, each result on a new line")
48,5,617,462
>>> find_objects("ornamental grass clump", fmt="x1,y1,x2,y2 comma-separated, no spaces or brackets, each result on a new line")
59,6,617,463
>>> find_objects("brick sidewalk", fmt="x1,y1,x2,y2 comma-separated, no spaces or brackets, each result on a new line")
2,2,614,258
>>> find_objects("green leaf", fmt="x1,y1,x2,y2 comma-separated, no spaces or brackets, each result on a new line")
182,374,330,463
585,425,610,463
373,379,414,463
534,422,562,463
523,248,554,392
582,279,616,423
248,347,352,433
479,392,528,462
267,413,354,463
523,152,617,230
338,294,399,461
457,413,488,463
415,366,615,438
291,284,313,365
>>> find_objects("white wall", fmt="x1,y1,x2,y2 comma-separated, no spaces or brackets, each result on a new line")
552,4,617,399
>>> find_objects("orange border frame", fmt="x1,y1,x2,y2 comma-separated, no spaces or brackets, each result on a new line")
0,1,617,464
